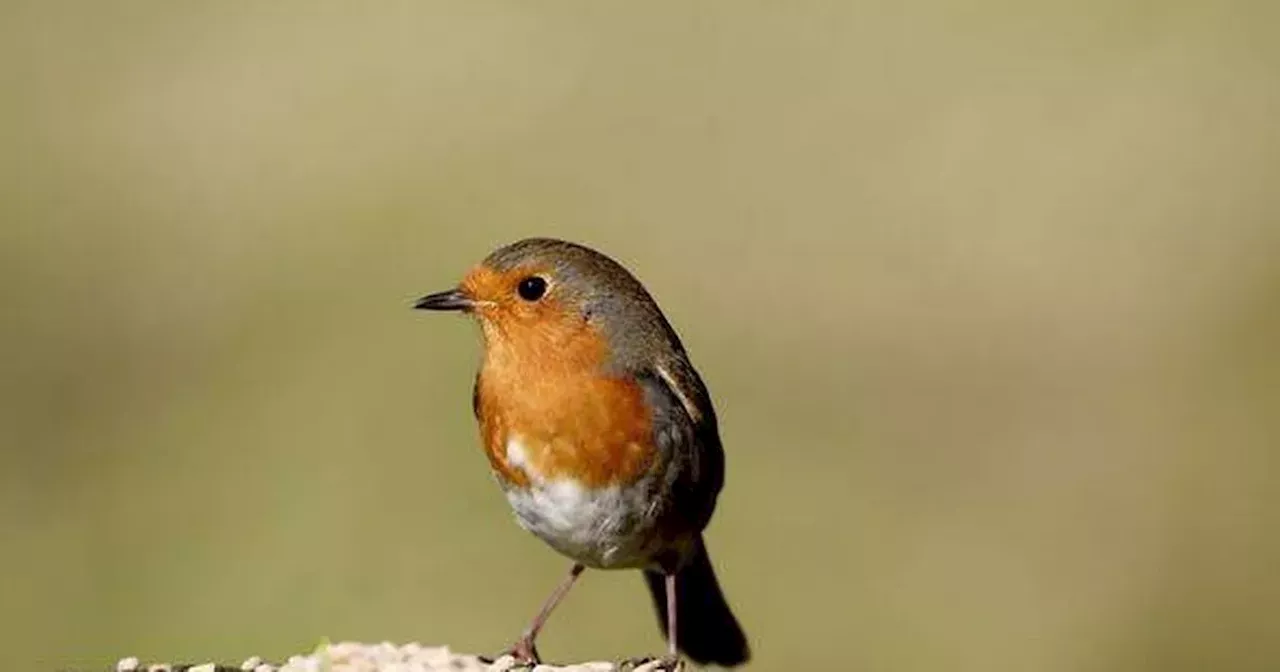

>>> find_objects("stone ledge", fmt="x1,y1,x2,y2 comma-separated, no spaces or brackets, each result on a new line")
113,641,681,672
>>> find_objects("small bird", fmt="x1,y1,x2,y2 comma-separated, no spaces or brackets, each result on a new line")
414,237,749,668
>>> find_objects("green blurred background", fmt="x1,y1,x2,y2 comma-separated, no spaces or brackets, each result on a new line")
2,2,1279,670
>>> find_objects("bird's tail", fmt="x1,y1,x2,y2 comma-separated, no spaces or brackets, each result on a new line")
644,537,750,667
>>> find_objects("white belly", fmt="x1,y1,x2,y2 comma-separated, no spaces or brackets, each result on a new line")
502,436,657,568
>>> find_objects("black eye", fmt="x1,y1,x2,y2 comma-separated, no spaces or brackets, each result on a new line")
517,276,547,301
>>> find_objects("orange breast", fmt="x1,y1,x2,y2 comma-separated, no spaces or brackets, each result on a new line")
472,317,656,489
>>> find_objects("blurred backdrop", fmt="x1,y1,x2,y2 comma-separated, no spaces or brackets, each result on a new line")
2,2,1278,671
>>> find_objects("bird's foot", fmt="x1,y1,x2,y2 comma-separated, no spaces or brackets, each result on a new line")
479,636,540,668
620,654,683,671
510,636,540,665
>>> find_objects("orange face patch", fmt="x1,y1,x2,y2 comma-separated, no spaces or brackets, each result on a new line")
463,263,656,488
459,264,568,336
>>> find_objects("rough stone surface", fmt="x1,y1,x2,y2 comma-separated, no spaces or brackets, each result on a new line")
113,642,681,672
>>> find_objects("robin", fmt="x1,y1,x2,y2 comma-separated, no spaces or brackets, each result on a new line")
414,237,749,668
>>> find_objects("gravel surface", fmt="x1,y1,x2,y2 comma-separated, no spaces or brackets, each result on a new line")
114,641,680,672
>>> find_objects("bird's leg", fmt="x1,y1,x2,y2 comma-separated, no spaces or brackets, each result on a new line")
666,573,678,658
623,572,683,670
507,562,584,664
663,572,682,668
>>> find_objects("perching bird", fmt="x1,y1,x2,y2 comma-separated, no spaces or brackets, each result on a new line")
414,237,748,668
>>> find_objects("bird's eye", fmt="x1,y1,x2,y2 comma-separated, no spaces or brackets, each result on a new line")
517,276,547,301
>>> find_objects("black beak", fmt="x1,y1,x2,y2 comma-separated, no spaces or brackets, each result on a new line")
413,288,473,311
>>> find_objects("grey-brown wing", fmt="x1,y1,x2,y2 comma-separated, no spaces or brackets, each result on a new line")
638,355,725,533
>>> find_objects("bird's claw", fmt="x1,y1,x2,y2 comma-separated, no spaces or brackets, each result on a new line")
491,636,539,666
619,654,683,671
513,638,540,664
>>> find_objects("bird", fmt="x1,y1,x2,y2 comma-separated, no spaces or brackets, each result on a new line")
413,237,749,668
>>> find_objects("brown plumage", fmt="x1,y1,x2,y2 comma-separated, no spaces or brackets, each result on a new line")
415,237,749,668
